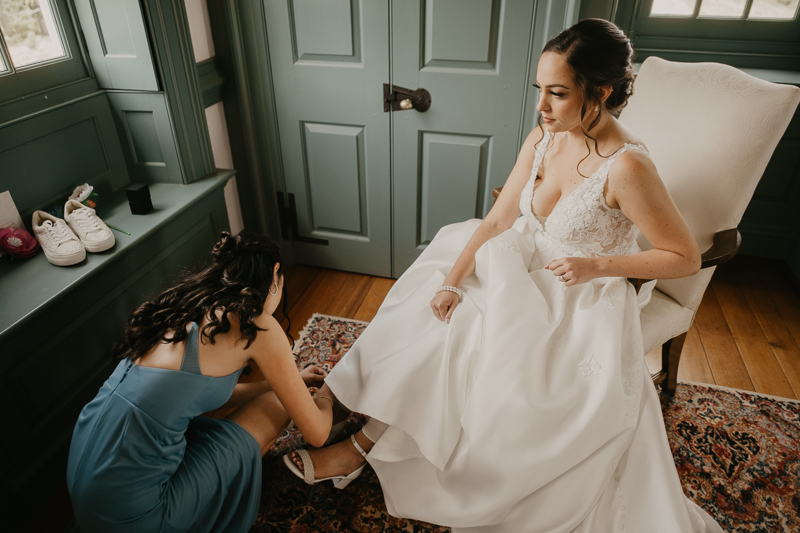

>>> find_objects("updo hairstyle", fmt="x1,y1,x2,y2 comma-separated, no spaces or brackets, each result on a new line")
544,18,635,120
113,232,291,360
540,19,636,175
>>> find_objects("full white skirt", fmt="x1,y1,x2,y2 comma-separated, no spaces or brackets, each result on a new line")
327,218,723,533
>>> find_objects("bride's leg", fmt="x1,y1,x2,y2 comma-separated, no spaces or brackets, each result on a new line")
288,418,388,480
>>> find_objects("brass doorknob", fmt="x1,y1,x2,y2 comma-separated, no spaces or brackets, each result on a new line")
399,99,414,110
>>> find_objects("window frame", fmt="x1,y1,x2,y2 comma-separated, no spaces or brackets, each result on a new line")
617,0,800,70
0,0,89,106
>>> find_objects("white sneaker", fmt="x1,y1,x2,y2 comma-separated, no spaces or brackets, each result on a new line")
64,199,115,253
32,211,86,266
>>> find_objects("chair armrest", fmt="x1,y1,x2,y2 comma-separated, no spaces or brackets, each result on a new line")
700,228,740,269
492,187,503,201
627,229,739,290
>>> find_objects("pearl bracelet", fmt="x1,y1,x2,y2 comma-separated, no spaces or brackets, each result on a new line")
435,285,463,302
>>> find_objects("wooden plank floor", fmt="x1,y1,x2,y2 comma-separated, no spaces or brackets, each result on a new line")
274,256,800,400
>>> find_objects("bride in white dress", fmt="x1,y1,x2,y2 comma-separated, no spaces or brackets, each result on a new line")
285,19,725,533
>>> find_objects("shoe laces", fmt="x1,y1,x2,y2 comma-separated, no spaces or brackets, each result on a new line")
42,220,77,245
70,208,105,233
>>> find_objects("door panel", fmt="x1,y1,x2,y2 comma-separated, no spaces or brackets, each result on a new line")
265,0,390,275
292,0,357,58
424,0,500,68
392,0,535,275
303,122,366,234
419,132,490,244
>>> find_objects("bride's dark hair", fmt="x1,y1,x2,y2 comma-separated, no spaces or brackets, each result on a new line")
112,232,291,360
537,18,636,176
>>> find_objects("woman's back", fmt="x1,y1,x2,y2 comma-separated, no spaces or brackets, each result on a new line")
67,322,261,533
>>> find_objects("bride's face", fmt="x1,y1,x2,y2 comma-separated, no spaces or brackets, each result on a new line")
534,52,587,133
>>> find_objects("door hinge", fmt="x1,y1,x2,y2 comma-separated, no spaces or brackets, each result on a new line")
276,192,329,245
383,83,432,112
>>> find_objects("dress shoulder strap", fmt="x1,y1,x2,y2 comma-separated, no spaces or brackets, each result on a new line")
536,127,552,156
180,322,203,375
596,143,650,183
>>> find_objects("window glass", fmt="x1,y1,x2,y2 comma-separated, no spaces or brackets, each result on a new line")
0,0,65,69
698,0,748,17
748,0,800,19
651,0,697,16
0,51,7,72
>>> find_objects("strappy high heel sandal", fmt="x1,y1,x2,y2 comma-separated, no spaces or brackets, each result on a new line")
282,434,369,489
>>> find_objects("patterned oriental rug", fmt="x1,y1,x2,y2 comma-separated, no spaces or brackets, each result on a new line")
252,314,800,533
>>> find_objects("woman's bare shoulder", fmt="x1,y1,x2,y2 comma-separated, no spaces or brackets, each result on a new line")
608,148,659,186
251,312,291,350
605,149,667,213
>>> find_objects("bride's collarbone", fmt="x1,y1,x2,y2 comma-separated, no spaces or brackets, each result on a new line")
533,153,620,216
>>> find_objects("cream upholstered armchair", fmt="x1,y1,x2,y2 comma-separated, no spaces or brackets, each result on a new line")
620,57,799,394
494,57,800,394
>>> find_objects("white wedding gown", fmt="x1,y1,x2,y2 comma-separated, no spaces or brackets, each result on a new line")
326,129,724,533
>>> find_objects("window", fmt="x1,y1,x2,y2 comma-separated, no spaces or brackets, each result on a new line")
619,0,800,70
650,0,799,20
0,0,87,105
0,0,66,70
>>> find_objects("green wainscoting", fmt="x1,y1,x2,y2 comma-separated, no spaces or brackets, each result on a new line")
0,91,129,218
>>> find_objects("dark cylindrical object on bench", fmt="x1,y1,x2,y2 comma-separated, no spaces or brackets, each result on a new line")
126,183,153,215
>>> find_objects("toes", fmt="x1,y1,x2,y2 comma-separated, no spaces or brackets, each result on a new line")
289,452,303,471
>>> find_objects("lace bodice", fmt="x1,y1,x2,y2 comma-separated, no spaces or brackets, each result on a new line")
519,128,649,261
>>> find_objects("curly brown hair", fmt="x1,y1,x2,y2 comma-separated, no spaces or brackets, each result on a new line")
112,232,291,361
537,18,636,176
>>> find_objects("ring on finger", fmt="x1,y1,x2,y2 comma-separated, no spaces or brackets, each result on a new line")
559,275,566,282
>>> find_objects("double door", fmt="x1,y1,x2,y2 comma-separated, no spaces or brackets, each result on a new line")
265,0,536,277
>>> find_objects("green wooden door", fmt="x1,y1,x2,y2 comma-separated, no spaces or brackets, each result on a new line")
264,0,391,276
391,0,535,274
264,0,534,277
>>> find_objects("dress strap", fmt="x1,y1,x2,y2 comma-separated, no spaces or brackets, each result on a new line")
596,143,650,183
180,322,204,375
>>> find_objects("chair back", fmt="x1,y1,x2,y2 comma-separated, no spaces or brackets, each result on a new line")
619,57,800,311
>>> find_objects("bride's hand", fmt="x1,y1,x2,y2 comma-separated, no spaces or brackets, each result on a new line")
300,364,328,386
430,291,460,323
545,257,599,286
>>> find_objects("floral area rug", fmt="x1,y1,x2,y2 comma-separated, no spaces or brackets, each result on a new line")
663,384,799,532
253,314,800,533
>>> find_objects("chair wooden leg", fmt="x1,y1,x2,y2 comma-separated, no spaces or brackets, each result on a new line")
661,331,687,395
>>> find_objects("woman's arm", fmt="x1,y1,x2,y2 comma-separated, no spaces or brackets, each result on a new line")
248,315,333,447
217,364,326,410
546,150,701,285
431,127,545,321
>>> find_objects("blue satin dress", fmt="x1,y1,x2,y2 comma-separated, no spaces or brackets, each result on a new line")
67,323,261,532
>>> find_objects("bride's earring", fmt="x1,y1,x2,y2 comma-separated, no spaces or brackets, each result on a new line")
595,105,599,112
269,283,278,295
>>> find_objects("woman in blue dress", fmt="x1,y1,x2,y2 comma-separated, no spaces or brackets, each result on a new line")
67,232,334,532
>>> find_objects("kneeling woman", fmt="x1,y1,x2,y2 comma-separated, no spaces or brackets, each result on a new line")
67,233,334,532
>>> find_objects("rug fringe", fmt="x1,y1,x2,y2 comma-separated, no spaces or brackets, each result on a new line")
682,380,800,404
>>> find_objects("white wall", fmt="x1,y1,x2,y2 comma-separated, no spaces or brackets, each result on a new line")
184,0,245,235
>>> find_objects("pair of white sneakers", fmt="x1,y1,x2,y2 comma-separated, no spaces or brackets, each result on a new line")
32,199,115,266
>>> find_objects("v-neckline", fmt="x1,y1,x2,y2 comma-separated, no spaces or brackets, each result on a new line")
530,139,639,220
531,160,605,220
